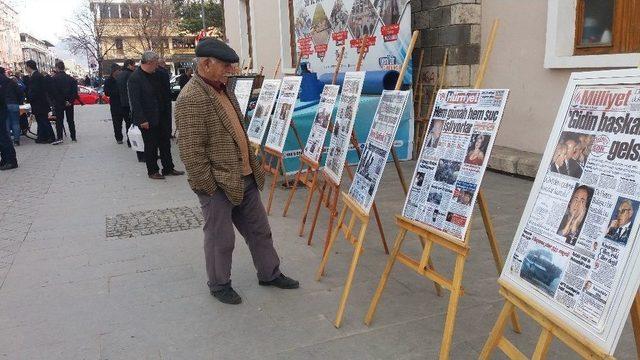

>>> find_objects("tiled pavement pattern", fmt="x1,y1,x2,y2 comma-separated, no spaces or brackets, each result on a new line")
0,105,637,359
106,206,203,238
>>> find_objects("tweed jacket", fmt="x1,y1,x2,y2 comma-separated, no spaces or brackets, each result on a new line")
175,75,265,205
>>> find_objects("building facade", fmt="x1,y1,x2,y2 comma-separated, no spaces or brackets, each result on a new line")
20,33,56,74
91,0,198,75
0,0,22,72
223,0,640,168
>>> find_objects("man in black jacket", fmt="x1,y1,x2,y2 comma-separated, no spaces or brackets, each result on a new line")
0,67,18,170
116,59,143,160
127,51,183,179
50,61,79,144
25,60,55,143
104,63,124,144
156,59,173,137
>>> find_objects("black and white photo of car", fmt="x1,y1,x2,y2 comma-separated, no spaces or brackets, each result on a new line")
520,248,563,296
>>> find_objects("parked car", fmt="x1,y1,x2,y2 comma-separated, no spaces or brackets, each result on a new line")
74,85,110,105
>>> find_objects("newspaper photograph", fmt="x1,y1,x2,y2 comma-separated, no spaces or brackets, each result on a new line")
303,84,340,163
323,71,366,184
402,89,509,240
503,82,640,336
348,90,410,213
233,78,254,117
247,79,282,145
265,76,303,152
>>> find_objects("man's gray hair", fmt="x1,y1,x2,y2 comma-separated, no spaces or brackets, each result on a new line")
141,51,159,64
194,57,217,67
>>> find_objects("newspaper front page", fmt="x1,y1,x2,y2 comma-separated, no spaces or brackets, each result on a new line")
323,71,366,184
234,78,254,116
265,76,303,152
247,79,282,145
302,84,340,163
402,89,509,240
503,81,640,345
348,90,410,213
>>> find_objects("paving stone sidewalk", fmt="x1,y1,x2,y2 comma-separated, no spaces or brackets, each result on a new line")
0,105,636,359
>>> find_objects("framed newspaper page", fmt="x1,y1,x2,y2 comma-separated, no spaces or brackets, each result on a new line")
232,77,255,117
323,71,366,184
402,89,509,241
347,90,410,213
265,76,303,153
247,79,282,145
501,68,640,354
302,84,340,163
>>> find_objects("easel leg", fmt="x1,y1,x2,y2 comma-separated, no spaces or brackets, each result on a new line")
323,186,340,254
532,328,553,360
439,254,466,360
370,201,389,254
283,164,304,217
334,222,368,328
364,228,408,325
308,181,327,246
630,294,640,360
478,301,515,360
299,171,317,236
418,235,443,297
266,157,281,215
316,203,347,280
477,190,522,334
390,147,408,194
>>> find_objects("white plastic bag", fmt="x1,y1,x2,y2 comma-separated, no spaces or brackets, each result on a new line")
127,125,145,152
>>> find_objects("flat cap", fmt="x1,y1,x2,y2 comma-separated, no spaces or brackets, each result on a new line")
195,37,239,63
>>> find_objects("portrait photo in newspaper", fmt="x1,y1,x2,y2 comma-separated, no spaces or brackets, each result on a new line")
402,88,509,240
265,76,303,152
247,79,282,144
500,70,640,354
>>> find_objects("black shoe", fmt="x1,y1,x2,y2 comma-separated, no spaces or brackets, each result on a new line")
210,284,242,305
163,169,185,176
148,173,165,180
13,141,19,146
259,274,299,289
0,163,18,171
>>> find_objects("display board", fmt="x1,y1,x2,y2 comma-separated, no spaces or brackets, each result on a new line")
247,79,282,145
402,89,509,241
303,84,340,163
292,0,412,84
233,78,255,116
501,69,640,354
324,71,366,184
348,89,410,212
265,76,303,152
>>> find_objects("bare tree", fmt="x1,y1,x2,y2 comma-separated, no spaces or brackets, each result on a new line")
125,0,177,58
64,0,115,76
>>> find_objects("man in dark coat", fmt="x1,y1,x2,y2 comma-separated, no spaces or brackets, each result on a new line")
24,60,55,143
50,61,79,144
156,59,173,136
127,51,183,179
116,59,143,160
104,63,124,143
178,68,192,89
0,67,18,170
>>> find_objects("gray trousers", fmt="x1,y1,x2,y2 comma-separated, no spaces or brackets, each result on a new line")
197,176,281,291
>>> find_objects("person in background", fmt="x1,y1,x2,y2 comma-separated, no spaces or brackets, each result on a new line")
104,64,124,144
83,75,91,87
116,59,143,161
0,70,18,170
156,59,173,137
50,61,79,144
178,68,193,89
0,68,24,146
127,51,183,179
24,60,55,144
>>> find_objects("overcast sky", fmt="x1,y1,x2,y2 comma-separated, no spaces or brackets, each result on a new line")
11,0,88,69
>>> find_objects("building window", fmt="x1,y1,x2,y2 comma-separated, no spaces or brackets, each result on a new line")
109,4,120,19
121,4,131,19
115,38,124,51
574,0,640,55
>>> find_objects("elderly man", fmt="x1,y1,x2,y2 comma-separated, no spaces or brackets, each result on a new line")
175,38,298,305
128,51,183,179
606,199,635,245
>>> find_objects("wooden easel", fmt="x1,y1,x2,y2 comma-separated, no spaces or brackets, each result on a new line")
282,47,345,236
315,31,424,328
261,146,290,215
479,281,640,359
362,20,521,360
416,49,448,156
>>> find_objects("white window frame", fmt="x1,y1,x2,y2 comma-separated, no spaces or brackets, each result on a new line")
544,0,640,69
